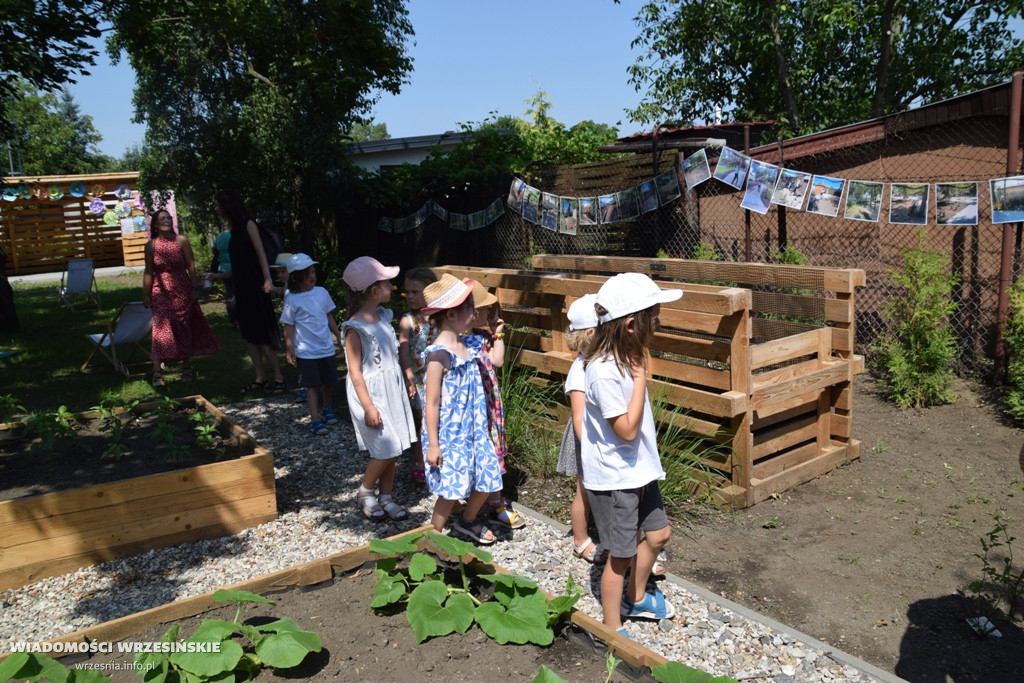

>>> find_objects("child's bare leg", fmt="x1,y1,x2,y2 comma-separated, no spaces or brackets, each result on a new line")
362,457,391,491
601,555,631,630
462,490,492,521
305,387,320,421
628,526,671,603
431,497,455,532
377,458,397,497
321,384,333,409
570,477,592,548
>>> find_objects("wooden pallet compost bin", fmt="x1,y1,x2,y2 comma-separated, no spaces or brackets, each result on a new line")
0,396,277,591
436,257,864,508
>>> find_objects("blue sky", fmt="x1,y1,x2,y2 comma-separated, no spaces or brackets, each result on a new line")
69,0,647,158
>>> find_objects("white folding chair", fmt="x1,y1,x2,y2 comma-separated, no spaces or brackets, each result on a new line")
81,301,153,377
58,258,100,311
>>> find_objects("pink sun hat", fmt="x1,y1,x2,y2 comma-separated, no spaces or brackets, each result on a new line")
342,256,399,291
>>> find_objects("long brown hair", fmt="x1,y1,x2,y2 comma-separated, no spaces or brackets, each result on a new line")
583,304,657,373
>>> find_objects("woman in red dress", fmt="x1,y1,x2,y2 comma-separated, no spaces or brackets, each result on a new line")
142,210,220,386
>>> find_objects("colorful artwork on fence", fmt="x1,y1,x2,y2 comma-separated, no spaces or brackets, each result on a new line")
559,196,579,235
540,192,558,231
522,186,541,224
598,193,619,224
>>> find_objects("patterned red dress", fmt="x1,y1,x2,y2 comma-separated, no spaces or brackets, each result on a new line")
150,237,219,362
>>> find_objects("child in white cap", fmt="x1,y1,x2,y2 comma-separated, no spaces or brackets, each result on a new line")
280,253,342,435
342,256,417,521
582,272,682,635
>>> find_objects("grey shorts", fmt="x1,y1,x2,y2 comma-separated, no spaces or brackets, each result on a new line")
586,482,669,559
296,356,338,389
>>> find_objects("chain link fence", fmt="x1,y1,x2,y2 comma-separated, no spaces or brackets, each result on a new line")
489,114,1020,371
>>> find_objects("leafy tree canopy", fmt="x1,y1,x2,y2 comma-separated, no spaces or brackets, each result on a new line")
6,82,109,176
0,1,104,141
106,0,413,236
347,120,391,142
623,0,1024,136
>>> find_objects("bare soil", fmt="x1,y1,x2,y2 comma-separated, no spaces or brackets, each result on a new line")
75,564,644,683
517,373,1024,682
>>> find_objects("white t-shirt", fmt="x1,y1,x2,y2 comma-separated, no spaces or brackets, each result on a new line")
580,354,665,491
564,354,585,394
279,286,337,359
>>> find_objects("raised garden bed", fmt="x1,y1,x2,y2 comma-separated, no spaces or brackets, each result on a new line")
0,395,276,591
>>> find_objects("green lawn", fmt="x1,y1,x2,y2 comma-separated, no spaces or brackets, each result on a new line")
1,273,265,415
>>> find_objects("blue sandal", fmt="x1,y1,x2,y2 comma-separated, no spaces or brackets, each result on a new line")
621,587,676,620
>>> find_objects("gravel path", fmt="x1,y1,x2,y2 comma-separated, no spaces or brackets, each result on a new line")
1,397,891,682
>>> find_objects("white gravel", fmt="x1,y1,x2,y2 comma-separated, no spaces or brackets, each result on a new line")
0,397,886,683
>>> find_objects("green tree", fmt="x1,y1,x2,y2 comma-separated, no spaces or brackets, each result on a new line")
0,1,104,141
347,120,391,142
6,83,108,175
624,1,1024,136
106,0,413,242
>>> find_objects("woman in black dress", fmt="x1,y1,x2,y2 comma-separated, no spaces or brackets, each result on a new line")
214,189,286,393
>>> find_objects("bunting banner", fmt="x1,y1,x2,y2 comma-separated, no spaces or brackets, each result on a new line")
377,197,504,233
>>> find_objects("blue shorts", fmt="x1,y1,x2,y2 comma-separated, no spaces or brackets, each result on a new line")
296,356,338,389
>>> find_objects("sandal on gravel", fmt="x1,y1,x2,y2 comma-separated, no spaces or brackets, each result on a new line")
621,587,675,620
294,388,307,403
358,490,386,521
452,516,495,545
652,550,667,576
379,496,409,521
615,627,632,640
572,536,607,564
489,502,526,529
241,379,267,394
271,380,288,394
309,420,328,436
321,407,339,425
151,371,165,388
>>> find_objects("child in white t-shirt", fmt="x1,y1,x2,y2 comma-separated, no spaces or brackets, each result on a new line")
581,272,682,634
280,253,342,436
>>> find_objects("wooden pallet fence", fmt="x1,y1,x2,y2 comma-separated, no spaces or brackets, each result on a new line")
0,396,277,591
439,258,864,508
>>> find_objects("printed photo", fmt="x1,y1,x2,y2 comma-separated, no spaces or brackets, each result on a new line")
991,176,1024,224
507,178,526,212
541,192,559,231
559,196,579,235
639,180,659,212
655,168,682,206
522,186,541,224
617,187,641,220
807,176,845,217
598,193,619,224
415,202,430,227
771,169,812,210
713,146,751,190
889,183,929,225
579,197,597,225
376,217,393,233
485,198,505,225
740,160,780,214
469,210,486,231
450,213,468,231
430,200,449,222
935,182,978,226
681,149,712,189
843,181,884,222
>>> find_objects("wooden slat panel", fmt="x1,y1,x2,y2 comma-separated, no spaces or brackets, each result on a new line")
752,416,817,461
751,361,851,408
753,440,820,479
750,328,828,370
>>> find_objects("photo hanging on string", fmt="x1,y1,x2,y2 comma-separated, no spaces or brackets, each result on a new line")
507,178,526,212
639,180,659,212
598,193,619,224
655,167,682,205
541,192,559,231
522,186,541,224
377,217,393,233
579,197,597,225
935,182,978,226
807,175,845,217
450,213,468,231
889,183,929,225
740,160,780,214
617,187,641,220
713,146,751,190
843,181,884,222
559,196,579,235
991,176,1024,224
431,200,449,222
771,169,812,210
681,148,712,189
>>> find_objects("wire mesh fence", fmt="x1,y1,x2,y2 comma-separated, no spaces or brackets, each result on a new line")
490,114,1021,371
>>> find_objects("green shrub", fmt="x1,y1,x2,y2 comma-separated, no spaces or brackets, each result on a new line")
872,230,959,409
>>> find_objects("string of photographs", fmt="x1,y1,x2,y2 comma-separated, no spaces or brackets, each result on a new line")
377,197,505,233
507,147,1024,230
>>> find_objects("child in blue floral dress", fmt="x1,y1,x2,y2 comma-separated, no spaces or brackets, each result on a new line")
420,273,504,544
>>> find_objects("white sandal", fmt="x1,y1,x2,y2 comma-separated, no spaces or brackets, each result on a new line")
379,496,409,521
357,489,385,521
572,536,607,564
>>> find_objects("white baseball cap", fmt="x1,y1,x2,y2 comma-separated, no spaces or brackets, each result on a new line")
286,253,318,274
595,273,682,323
567,293,599,331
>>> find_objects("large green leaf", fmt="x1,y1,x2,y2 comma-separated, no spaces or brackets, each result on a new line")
651,661,741,683
369,534,423,556
65,668,112,683
474,598,553,646
0,652,68,682
426,531,493,562
254,630,321,669
212,589,274,606
408,552,438,581
188,619,238,642
169,640,243,677
478,573,536,607
531,665,568,683
371,572,408,609
406,581,475,643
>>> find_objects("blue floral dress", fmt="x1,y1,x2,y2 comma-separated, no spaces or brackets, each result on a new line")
422,335,503,500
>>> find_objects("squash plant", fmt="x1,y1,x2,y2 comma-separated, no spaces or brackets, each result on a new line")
369,530,581,645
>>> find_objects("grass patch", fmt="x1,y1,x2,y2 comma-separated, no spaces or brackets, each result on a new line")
1,273,260,414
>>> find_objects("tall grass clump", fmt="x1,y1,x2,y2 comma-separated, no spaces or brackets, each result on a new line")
872,230,959,409
499,346,562,480
1002,275,1024,423
651,394,729,511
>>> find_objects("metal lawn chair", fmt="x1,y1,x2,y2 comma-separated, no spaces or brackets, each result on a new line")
58,258,100,311
81,301,153,377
